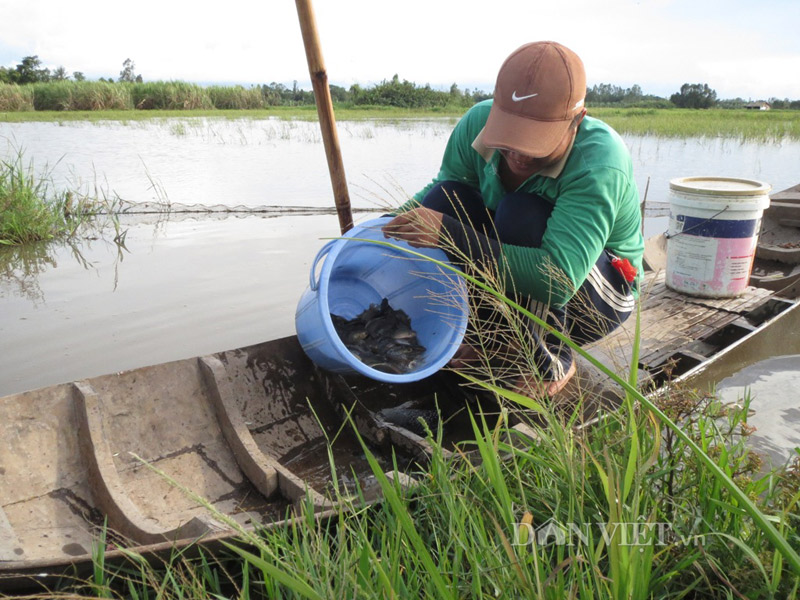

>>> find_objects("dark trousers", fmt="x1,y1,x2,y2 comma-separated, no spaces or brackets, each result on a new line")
422,181,635,381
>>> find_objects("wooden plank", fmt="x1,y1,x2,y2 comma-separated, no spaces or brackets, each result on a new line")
586,271,775,376
198,356,280,499
73,381,222,545
771,183,800,203
199,355,330,511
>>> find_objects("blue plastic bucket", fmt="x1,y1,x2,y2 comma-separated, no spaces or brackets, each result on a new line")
295,216,468,383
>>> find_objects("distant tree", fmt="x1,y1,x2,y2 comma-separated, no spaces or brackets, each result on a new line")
470,88,493,103
585,83,649,106
14,55,50,83
718,97,747,109
328,84,349,103
350,74,449,109
73,71,86,82
768,98,783,109
52,66,69,81
119,58,142,83
670,83,717,108
0,66,12,83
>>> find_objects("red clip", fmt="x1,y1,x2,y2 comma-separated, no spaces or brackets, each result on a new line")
611,257,637,283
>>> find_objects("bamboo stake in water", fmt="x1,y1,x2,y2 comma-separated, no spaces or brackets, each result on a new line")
295,0,353,234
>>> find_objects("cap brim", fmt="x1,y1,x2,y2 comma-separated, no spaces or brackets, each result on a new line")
481,103,572,157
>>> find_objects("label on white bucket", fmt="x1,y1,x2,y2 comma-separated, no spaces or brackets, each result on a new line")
667,234,716,282
666,233,757,295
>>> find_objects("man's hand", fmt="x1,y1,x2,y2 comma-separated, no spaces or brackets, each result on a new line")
382,207,444,248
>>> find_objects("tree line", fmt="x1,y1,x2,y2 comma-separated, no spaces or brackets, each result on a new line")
2,56,799,111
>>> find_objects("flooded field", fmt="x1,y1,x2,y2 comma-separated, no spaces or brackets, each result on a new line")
2,117,798,218
1,117,798,465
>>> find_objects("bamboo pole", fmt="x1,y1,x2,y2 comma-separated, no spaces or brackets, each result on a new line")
295,0,353,234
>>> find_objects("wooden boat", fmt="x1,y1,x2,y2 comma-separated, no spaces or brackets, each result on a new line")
3,237,799,592
750,183,800,298
0,337,477,591
626,183,800,394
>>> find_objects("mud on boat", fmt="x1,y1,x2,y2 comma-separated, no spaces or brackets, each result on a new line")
0,337,478,591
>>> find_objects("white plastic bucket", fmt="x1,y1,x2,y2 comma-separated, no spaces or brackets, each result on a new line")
666,176,771,298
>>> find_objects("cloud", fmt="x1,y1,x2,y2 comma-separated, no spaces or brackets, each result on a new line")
2,0,798,99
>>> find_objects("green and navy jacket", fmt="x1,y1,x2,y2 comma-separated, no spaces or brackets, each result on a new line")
399,99,644,307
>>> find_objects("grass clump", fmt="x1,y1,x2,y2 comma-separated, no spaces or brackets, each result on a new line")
0,152,70,245
0,150,125,245
0,83,34,111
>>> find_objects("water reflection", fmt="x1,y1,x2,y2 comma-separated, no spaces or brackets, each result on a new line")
716,355,800,469
0,212,351,396
0,242,57,305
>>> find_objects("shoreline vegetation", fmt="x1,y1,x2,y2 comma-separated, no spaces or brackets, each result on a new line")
1,80,800,142
3,104,800,143
0,150,126,246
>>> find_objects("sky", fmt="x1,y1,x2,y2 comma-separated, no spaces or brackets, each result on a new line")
1,0,799,101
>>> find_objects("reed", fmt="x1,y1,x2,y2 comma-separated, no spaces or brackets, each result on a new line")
206,85,266,110
129,81,213,110
0,83,34,111
69,81,132,111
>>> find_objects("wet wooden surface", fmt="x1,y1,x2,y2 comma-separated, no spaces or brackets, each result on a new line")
572,270,790,409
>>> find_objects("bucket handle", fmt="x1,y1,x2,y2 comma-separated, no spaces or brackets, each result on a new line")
665,205,729,239
310,240,336,291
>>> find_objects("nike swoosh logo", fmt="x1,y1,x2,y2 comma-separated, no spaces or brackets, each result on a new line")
511,91,538,102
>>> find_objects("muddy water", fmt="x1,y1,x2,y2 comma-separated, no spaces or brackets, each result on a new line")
0,212,353,396
686,304,800,469
716,355,800,469
2,118,798,222
0,118,455,211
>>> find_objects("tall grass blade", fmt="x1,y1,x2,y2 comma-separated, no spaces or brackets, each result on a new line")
221,543,323,600
346,236,800,576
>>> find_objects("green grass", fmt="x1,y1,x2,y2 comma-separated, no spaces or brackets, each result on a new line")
0,150,126,245
0,104,466,123
0,151,71,244
589,107,800,142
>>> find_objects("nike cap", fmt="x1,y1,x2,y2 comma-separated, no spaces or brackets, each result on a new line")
482,41,586,157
